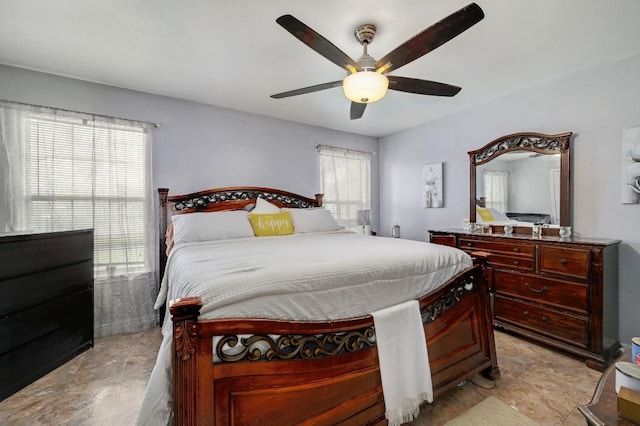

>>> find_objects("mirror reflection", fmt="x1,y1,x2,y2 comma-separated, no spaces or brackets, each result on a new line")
476,151,561,226
469,131,572,229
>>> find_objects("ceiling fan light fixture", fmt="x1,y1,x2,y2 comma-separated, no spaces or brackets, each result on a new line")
342,71,389,104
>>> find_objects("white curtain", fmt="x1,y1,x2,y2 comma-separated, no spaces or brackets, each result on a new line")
549,168,560,224
318,144,371,232
483,170,509,213
0,101,157,337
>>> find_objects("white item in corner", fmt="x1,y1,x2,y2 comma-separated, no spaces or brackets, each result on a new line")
370,300,432,426
616,362,640,394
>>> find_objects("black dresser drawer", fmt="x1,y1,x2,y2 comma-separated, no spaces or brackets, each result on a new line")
0,261,92,315
0,231,92,280
0,289,93,354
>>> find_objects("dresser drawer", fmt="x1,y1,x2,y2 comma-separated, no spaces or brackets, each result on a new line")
539,246,590,279
459,238,535,257
489,254,534,271
0,231,92,280
495,296,588,348
430,234,456,248
494,270,588,314
0,289,93,354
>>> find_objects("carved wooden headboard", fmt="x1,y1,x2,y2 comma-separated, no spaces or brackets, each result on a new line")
157,186,323,282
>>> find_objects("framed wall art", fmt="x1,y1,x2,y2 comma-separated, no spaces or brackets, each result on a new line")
423,162,443,208
622,126,640,204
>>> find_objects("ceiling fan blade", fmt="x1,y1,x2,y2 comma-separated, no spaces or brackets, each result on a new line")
276,15,361,72
271,80,343,99
350,102,367,120
388,76,461,97
375,3,484,73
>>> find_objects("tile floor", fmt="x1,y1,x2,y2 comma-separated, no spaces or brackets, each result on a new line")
0,328,602,425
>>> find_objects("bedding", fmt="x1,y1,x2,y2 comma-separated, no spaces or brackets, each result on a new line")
475,206,509,222
248,211,294,236
252,197,344,234
475,206,539,227
171,210,254,244
281,207,344,233
138,230,472,425
475,206,557,227
155,230,471,322
371,300,432,426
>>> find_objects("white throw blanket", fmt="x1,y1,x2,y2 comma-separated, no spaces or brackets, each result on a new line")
371,300,432,426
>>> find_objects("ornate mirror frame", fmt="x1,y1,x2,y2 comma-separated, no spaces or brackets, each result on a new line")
469,131,572,226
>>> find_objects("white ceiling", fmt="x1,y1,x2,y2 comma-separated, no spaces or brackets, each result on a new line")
1,1,640,137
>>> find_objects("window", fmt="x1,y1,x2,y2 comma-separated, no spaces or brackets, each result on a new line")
1,101,157,337
24,114,150,273
318,144,371,231
483,170,509,213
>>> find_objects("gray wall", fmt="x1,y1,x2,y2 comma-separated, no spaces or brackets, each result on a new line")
379,53,640,345
0,64,380,230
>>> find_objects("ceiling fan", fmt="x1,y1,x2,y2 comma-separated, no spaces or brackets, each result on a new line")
271,3,484,120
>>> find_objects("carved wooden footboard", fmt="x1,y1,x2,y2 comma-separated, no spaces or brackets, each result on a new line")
170,261,498,426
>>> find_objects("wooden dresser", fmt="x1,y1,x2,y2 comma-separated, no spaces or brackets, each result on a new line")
429,229,620,370
0,229,94,401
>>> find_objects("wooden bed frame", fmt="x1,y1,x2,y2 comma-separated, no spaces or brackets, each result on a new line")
158,186,499,426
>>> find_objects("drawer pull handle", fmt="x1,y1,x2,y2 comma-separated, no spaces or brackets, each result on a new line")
542,316,549,322
467,242,472,247
513,260,520,266
524,311,529,316
525,283,548,293
560,258,568,265
514,248,520,253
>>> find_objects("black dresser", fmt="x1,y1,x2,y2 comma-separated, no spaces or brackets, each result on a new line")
0,229,94,401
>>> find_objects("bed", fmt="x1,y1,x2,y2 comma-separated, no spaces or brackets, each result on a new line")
475,205,560,235
139,186,499,426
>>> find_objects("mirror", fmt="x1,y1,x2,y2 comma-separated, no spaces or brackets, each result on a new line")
469,132,571,228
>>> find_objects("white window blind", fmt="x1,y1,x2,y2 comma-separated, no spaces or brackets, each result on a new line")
318,144,371,231
25,114,149,272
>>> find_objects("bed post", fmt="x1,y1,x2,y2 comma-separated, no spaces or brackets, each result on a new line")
314,193,324,207
471,251,500,380
158,188,169,324
158,188,169,278
171,297,203,426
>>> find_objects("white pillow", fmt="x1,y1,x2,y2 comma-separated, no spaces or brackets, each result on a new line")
171,210,254,244
282,208,344,233
252,197,281,214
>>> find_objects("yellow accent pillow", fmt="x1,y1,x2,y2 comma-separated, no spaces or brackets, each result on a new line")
477,207,495,222
249,212,294,236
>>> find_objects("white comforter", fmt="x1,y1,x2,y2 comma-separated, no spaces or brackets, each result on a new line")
137,231,472,425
